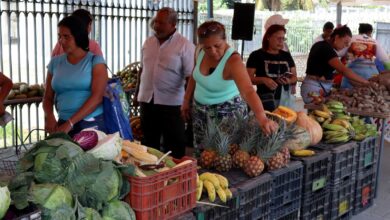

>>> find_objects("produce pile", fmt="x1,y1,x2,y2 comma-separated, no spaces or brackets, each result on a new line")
7,83,45,100
130,116,143,141
328,81,390,114
309,101,378,144
116,63,140,91
5,132,136,220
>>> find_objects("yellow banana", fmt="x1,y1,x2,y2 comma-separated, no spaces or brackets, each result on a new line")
224,188,233,200
196,173,200,187
200,172,221,190
353,133,366,141
313,110,331,119
203,180,216,202
196,180,203,201
216,187,227,203
321,104,333,115
322,124,348,133
290,149,315,157
214,174,229,189
331,119,351,129
315,116,325,123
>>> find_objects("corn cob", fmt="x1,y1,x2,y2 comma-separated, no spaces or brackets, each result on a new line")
122,145,158,163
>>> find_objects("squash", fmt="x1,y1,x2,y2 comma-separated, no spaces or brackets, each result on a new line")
272,106,297,123
295,112,323,146
283,126,311,150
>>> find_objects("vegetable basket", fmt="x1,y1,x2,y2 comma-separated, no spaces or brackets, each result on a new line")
125,156,197,220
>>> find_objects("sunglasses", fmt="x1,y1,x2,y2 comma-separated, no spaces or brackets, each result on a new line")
199,23,223,37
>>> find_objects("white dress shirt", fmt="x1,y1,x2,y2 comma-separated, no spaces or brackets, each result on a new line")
138,31,195,106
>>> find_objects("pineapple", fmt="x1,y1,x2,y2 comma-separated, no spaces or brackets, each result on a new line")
280,147,290,164
199,118,218,169
233,131,257,169
243,154,265,177
267,152,285,171
214,130,233,172
228,144,239,156
226,113,248,156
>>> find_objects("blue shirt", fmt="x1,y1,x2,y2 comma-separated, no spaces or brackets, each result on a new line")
47,52,105,120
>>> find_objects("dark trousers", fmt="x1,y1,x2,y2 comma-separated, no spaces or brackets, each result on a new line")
140,102,186,158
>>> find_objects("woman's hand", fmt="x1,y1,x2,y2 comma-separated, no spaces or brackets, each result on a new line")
56,120,72,134
181,100,191,122
263,78,278,90
259,117,278,135
276,76,290,85
45,115,58,134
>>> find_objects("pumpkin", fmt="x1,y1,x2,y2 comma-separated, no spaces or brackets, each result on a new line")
272,106,297,123
283,126,312,150
295,112,323,146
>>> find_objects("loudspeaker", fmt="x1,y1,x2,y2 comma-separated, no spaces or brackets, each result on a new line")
232,3,255,41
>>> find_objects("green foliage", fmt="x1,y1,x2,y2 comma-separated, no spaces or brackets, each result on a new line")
0,186,11,219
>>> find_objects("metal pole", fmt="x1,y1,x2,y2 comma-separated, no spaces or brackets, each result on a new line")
375,118,386,198
241,40,244,60
336,1,342,25
207,0,213,18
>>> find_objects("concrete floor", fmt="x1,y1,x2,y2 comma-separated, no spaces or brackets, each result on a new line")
353,141,390,220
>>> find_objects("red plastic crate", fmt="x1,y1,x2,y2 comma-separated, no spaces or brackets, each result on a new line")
125,156,197,220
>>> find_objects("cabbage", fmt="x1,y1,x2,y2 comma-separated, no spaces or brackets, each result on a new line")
0,186,11,219
87,132,122,161
73,131,99,151
30,183,74,210
82,128,107,141
102,200,136,220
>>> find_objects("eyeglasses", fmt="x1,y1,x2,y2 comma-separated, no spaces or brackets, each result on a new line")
199,23,223,37
274,36,287,42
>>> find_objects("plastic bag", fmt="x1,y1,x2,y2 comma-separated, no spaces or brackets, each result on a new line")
103,78,133,140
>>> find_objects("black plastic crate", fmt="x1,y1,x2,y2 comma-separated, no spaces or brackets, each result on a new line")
328,177,355,220
353,168,376,215
314,142,358,184
269,161,303,215
292,149,331,199
300,189,330,220
193,187,239,220
236,173,272,220
272,201,300,220
4,205,41,220
356,137,378,173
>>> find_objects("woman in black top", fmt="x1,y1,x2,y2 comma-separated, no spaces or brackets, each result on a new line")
301,25,369,104
247,25,297,111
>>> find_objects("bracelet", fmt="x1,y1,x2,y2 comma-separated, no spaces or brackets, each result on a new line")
68,119,74,128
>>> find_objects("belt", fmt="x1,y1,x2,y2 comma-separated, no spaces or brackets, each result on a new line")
305,75,333,83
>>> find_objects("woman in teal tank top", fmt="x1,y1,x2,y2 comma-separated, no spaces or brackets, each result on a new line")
181,21,278,151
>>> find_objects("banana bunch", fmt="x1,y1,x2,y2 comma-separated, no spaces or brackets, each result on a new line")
197,172,233,203
309,104,333,124
322,118,355,144
350,116,378,141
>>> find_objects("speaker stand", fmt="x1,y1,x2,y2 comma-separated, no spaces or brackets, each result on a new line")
240,40,244,60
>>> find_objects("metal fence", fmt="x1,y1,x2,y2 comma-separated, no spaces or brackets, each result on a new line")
0,0,195,148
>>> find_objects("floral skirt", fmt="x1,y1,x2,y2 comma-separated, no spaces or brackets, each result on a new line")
192,96,248,154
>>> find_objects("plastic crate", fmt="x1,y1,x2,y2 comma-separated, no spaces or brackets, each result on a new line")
174,211,195,220
4,205,41,220
269,161,303,218
356,137,378,173
353,168,376,215
0,147,22,176
192,187,239,220
125,156,197,220
328,177,355,220
236,173,272,220
314,142,358,184
300,189,330,220
276,209,299,220
292,149,331,198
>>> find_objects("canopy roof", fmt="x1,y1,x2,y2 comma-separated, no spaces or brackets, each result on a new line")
330,0,390,6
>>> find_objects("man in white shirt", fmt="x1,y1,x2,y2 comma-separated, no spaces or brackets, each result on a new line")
136,7,195,158
313,21,334,44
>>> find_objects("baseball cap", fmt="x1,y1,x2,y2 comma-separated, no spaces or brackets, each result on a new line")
264,14,289,30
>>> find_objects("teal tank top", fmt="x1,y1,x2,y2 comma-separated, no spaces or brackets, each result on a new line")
193,47,240,105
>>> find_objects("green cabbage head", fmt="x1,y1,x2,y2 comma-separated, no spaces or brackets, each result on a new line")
0,186,11,219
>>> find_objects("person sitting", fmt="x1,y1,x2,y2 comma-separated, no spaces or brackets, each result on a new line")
43,16,108,136
181,21,278,150
301,25,369,104
51,9,103,57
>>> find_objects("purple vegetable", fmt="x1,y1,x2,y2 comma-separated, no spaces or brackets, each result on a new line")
73,130,98,150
